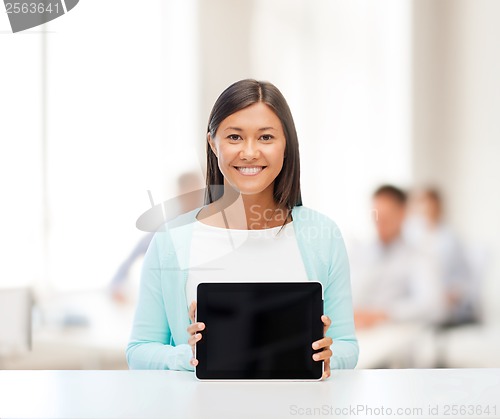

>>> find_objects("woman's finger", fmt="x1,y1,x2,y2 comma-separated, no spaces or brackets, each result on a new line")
322,357,331,380
322,314,331,335
188,332,203,347
312,336,333,351
187,322,205,336
312,348,332,362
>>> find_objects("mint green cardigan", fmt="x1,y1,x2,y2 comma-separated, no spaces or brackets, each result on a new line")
126,205,359,371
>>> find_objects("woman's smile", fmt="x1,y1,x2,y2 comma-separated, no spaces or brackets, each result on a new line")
233,165,267,176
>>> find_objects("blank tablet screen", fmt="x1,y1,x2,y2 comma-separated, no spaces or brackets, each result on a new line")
196,282,323,380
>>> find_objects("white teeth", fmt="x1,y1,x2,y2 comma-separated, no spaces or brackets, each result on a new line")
236,166,264,175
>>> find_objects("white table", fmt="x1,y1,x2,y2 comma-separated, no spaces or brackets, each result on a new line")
0,369,498,419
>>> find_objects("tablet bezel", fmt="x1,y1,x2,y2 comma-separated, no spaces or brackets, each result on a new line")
195,282,324,381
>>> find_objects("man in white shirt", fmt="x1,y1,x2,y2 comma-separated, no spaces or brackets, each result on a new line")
350,185,445,329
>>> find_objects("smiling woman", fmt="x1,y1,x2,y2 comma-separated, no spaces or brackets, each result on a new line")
206,82,299,205
204,102,288,230
126,79,359,379
211,103,286,188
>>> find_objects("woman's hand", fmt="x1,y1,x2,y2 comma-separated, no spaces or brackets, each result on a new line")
312,315,333,380
187,301,204,368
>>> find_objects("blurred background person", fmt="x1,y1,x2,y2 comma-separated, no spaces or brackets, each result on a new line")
350,185,446,329
109,172,204,302
404,187,478,326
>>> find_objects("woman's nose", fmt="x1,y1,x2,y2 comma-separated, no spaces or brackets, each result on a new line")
239,139,260,160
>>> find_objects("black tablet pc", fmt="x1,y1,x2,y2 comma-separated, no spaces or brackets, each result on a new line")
195,282,324,380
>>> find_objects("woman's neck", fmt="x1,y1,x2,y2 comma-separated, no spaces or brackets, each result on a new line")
202,186,289,230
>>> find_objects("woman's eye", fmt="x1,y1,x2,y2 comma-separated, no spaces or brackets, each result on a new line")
260,135,274,141
228,134,241,141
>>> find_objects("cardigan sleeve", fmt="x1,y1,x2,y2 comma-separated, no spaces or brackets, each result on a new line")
324,222,359,369
291,207,359,369
126,232,193,371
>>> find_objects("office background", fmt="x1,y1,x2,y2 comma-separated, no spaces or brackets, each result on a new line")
1,0,499,369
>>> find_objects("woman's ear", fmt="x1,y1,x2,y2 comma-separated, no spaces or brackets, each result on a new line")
207,133,218,158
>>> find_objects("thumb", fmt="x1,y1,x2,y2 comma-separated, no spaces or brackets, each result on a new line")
322,315,331,336
189,301,197,323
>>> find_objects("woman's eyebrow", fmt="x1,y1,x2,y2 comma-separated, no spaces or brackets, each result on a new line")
223,126,276,132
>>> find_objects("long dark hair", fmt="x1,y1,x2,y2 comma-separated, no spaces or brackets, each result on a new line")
205,79,303,219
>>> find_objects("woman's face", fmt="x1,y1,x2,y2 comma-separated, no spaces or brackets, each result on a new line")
208,102,286,199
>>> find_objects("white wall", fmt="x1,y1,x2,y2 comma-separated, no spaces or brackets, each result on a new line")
1,1,200,293
412,0,500,322
0,15,44,290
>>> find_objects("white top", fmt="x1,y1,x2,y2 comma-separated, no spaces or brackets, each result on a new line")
185,220,309,307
